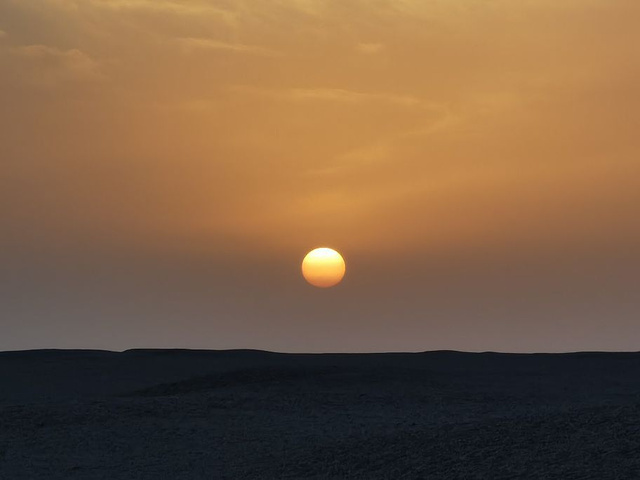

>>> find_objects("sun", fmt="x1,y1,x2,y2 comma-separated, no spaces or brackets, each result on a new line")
301,248,346,288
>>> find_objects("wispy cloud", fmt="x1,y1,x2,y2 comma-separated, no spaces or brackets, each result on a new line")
356,43,383,54
290,88,421,106
86,0,240,25
9,45,104,86
231,85,426,107
174,37,281,57
88,0,229,14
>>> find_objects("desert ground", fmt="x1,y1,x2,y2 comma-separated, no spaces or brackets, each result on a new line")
1,349,640,479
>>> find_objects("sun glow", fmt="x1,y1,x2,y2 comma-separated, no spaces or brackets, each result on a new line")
301,248,346,288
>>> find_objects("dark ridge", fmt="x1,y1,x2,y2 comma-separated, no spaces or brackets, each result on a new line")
3,347,640,478
121,348,284,357
2,348,640,359
476,350,640,357
0,349,117,358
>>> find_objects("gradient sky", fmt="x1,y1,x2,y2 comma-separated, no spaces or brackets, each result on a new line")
1,0,639,352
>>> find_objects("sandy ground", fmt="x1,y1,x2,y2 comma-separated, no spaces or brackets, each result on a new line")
1,349,640,479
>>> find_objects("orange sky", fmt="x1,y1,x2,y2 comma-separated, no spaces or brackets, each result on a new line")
1,0,639,352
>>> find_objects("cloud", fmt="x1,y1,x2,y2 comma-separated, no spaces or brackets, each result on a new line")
230,85,426,107
86,0,239,25
8,45,104,87
174,38,281,57
289,88,420,106
356,43,383,54
1,0,639,258
69,0,232,15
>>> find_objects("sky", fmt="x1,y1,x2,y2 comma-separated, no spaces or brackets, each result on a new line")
1,0,639,352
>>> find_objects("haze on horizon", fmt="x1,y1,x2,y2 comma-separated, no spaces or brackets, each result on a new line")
1,0,638,353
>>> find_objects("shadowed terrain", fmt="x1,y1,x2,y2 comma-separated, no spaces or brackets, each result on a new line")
1,349,640,479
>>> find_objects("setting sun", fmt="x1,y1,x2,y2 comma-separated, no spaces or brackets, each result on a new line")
301,248,346,288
